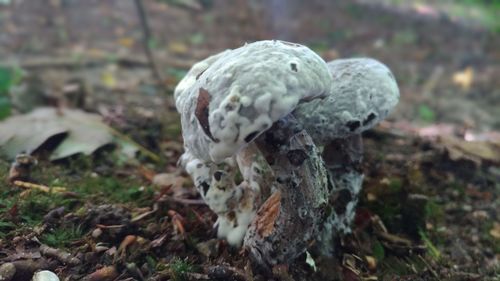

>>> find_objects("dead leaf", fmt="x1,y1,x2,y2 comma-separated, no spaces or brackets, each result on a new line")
490,222,500,239
84,265,118,281
117,37,135,48
152,173,185,189
101,65,117,88
0,107,139,160
452,67,474,91
168,41,189,55
439,136,500,165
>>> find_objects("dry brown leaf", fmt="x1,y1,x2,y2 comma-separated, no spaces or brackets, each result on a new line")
440,136,500,165
490,222,500,239
452,67,474,91
0,107,140,160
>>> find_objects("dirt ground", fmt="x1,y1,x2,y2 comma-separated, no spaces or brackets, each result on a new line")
0,0,499,280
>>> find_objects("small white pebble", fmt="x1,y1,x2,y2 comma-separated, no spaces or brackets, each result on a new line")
32,270,60,281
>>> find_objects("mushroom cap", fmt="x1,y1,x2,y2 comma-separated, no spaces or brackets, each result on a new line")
175,40,332,163
293,58,400,144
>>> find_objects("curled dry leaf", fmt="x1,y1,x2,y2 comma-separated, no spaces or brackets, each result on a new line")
0,107,140,160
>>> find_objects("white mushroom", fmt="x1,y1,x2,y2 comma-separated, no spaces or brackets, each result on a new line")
174,42,400,266
294,58,399,256
32,271,60,281
175,40,332,247
294,58,399,142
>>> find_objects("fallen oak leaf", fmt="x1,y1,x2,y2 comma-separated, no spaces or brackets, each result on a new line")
0,107,159,162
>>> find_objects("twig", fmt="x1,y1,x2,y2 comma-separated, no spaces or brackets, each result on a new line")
134,0,167,93
39,243,80,265
13,180,66,193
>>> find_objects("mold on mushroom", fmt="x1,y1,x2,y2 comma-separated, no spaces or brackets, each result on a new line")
175,40,332,247
175,40,332,163
174,41,400,266
293,58,399,256
293,58,399,143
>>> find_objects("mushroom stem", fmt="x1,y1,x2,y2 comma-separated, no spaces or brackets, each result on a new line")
181,152,250,246
244,116,330,270
316,134,364,256
236,143,276,203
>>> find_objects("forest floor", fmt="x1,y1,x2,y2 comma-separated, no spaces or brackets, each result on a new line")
0,0,499,280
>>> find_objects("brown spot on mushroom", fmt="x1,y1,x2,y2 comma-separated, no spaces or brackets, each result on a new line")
290,63,298,72
195,88,218,142
254,191,281,237
227,211,236,223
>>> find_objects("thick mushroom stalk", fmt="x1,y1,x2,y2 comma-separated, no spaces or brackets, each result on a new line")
244,116,329,269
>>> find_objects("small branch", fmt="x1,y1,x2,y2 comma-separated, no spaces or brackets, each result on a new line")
39,243,80,265
134,0,167,93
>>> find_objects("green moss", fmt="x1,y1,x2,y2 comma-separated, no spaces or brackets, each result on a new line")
0,155,154,242
372,239,386,261
418,104,436,123
40,225,83,248
19,190,71,226
419,229,441,260
379,256,427,277
388,178,403,192
425,199,445,223
73,176,154,206
169,257,197,281
481,220,500,255
0,220,15,238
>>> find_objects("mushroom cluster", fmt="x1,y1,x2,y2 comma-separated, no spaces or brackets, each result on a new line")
174,40,399,269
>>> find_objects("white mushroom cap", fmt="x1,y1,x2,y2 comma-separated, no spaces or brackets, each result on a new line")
175,40,332,163
293,58,400,144
174,50,231,111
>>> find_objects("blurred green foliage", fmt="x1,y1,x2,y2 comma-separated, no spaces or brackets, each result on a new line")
418,104,436,123
0,66,23,120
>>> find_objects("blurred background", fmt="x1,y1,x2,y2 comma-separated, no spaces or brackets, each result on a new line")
0,0,499,132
